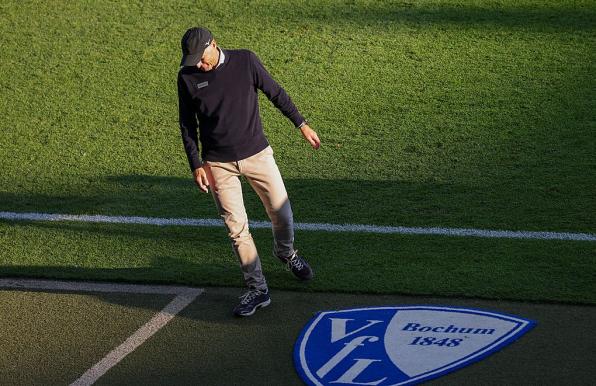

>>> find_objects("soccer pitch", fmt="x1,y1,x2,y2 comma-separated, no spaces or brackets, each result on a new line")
1,279,595,385
1,0,595,305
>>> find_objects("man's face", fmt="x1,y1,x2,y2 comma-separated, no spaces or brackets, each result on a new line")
196,40,219,72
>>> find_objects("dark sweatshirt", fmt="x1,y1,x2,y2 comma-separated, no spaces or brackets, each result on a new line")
177,49,305,170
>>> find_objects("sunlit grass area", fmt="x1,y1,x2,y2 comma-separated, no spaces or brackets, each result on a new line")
1,0,594,303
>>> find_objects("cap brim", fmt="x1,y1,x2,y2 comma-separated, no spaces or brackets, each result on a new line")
180,52,203,67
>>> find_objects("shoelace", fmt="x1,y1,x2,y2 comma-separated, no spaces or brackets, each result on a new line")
287,251,304,271
239,289,264,305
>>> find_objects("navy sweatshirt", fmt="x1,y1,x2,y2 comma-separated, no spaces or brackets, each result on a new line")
177,49,305,170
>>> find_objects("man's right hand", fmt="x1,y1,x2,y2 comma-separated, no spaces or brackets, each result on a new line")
300,124,321,150
193,166,210,193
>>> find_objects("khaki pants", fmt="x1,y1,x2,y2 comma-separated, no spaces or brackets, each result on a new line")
204,146,294,291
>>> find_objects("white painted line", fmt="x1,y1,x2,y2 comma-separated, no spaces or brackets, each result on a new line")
0,210,594,242
69,289,202,386
0,278,198,295
0,211,222,227
0,278,203,386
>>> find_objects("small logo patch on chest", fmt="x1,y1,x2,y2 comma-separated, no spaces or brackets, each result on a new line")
196,81,209,89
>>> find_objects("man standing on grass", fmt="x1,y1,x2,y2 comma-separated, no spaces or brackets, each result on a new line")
177,27,321,317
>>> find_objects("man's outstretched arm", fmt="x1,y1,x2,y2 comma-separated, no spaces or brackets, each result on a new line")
250,51,321,149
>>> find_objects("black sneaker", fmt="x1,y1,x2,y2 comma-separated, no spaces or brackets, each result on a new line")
278,250,314,281
233,288,271,317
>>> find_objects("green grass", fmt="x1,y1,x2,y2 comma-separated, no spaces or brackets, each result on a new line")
0,290,173,385
1,0,594,303
1,220,595,304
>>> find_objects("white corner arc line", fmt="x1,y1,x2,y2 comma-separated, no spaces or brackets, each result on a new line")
0,211,595,242
0,278,202,386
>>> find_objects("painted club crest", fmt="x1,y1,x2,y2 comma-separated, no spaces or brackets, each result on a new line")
294,306,535,385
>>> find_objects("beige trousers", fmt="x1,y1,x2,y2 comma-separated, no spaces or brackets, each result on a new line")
204,146,294,291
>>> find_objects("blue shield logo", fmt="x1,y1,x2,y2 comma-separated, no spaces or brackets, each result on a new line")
294,306,535,385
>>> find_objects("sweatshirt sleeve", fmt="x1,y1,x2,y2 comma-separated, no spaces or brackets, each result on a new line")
177,72,202,171
249,51,305,128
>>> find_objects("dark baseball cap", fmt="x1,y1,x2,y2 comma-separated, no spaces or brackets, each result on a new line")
180,27,213,66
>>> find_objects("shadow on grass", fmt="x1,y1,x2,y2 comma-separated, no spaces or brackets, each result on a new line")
262,2,596,31
1,215,595,308
0,257,241,317
0,172,593,232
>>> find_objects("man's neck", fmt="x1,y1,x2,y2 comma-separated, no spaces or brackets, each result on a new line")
215,47,224,69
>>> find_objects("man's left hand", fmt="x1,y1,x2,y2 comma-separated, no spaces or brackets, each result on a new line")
300,124,321,149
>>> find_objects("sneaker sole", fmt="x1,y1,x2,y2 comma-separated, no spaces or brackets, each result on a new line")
296,273,313,281
295,270,314,281
235,298,271,317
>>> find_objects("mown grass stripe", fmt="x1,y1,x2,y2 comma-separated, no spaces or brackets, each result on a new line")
69,289,201,386
0,278,203,386
1,211,594,242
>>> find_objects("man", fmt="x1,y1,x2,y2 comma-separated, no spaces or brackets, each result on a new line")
177,27,321,317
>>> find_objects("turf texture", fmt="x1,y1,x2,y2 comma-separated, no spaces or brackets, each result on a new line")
0,0,594,303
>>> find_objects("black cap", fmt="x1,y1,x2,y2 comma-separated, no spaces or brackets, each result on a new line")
180,27,213,66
